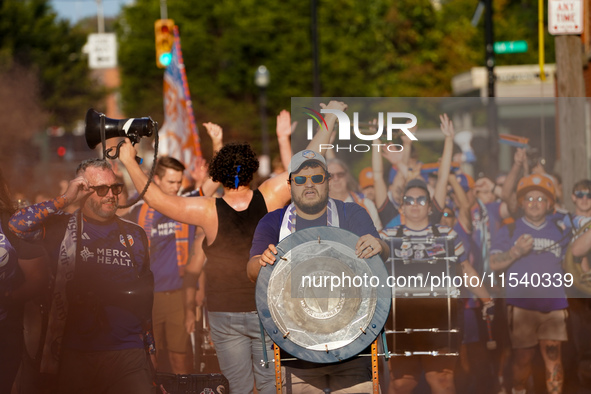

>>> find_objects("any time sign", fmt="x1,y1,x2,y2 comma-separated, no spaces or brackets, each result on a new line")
548,0,584,35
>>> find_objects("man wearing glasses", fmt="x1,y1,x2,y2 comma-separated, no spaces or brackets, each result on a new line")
129,156,196,375
385,178,494,394
247,149,388,393
9,159,155,394
490,174,571,394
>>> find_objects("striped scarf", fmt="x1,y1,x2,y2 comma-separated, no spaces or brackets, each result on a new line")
279,198,339,242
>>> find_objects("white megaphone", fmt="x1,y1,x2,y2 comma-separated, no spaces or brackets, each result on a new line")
454,130,476,163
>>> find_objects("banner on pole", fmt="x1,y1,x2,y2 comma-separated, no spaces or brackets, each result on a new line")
159,26,202,175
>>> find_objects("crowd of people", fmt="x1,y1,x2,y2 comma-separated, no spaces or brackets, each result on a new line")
0,101,590,394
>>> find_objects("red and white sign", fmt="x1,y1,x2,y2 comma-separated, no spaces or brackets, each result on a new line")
548,0,584,35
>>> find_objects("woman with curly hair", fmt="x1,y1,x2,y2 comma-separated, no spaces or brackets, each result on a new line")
0,168,48,393
118,101,346,394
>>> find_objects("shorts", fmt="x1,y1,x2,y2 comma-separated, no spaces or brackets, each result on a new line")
507,305,568,348
153,290,190,354
283,356,372,393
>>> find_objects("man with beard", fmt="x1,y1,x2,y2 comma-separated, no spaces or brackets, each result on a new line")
490,174,570,394
9,159,155,394
247,149,389,393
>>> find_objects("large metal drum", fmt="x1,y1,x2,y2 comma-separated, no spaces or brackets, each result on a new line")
256,227,391,363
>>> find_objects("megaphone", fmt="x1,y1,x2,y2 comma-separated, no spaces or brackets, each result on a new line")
85,108,157,149
454,130,476,163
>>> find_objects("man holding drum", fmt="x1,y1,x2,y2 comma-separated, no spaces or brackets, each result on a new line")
248,149,389,393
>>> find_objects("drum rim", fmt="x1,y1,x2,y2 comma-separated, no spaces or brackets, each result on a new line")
256,226,391,364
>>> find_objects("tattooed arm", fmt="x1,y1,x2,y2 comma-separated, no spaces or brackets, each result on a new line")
490,233,534,271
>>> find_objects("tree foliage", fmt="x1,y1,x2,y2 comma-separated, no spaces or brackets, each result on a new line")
0,0,104,128
117,0,502,152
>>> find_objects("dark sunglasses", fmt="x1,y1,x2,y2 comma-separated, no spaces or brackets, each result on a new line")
443,211,455,218
574,190,591,199
403,195,428,206
89,183,124,197
291,174,327,185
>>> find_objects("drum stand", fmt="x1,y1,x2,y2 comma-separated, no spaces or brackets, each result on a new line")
262,337,384,394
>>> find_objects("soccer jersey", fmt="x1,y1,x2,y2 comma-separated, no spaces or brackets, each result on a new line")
382,224,465,261
490,216,570,312
10,203,151,352
130,205,195,292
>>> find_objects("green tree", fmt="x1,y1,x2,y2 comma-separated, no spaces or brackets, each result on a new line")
0,0,104,128
116,0,552,154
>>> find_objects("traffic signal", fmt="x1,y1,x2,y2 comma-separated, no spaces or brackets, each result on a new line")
155,19,175,68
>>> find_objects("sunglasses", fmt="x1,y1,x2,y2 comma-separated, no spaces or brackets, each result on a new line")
89,184,124,197
574,190,591,199
330,171,347,180
403,195,428,206
525,196,546,203
443,211,455,218
291,174,327,185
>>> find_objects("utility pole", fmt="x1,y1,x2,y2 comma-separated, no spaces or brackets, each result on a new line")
550,0,587,210
160,0,168,20
484,0,498,176
555,35,587,211
96,0,104,33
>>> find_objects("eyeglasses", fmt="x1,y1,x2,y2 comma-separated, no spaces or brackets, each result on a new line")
291,174,327,185
525,196,546,203
574,190,591,199
89,183,124,197
403,195,428,206
443,211,455,218
330,171,346,180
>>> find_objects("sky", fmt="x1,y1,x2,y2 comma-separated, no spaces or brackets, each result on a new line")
50,0,133,24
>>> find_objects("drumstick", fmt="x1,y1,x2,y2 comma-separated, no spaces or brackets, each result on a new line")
486,317,497,350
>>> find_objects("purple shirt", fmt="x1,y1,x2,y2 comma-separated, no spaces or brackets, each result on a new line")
250,200,379,258
491,216,570,312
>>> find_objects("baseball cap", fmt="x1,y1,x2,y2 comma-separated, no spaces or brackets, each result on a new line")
288,150,327,175
404,178,430,197
359,167,374,189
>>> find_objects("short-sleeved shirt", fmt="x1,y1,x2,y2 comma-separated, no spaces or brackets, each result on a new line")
382,224,465,262
21,210,151,351
129,205,195,292
250,200,380,258
490,216,570,312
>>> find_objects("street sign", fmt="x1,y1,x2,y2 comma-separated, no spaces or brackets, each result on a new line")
493,40,528,54
86,33,117,69
548,0,583,35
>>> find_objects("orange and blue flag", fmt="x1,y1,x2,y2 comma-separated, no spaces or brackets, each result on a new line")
159,26,202,172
